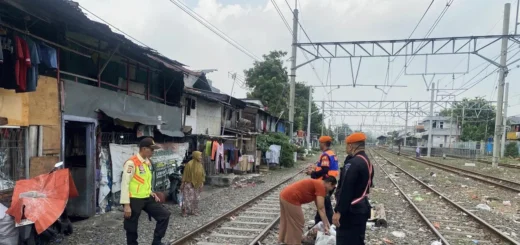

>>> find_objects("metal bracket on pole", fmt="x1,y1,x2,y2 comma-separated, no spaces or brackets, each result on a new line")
473,52,504,68
295,56,319,69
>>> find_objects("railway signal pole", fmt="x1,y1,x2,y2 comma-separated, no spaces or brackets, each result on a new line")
492,3,510,167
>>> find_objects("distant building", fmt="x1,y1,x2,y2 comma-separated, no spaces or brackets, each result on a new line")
421,116,460,147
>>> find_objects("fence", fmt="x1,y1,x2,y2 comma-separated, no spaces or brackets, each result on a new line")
0,128,27,192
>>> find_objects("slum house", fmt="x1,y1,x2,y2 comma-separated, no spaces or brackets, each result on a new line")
242,99,287,170
0,0,201,217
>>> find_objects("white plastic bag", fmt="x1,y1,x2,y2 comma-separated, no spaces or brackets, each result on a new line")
0,214,18,245
315,231,336,245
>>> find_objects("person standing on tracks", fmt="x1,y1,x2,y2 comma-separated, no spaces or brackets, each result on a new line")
121,137,171,245
416,145,420,158
278,177,337,245
306,135,339,225
333,132,374,245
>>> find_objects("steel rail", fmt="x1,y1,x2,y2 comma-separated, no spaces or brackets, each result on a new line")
169,169,303,245
366,149,450,245
446,154,520,170
384,149,520,192
370,149,520,245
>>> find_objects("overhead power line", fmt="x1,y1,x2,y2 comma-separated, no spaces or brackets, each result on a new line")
78,5,151,48
271,0,293,34
168,0,261,61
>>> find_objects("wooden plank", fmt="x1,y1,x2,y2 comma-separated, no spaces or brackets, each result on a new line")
28,76,60,126
0,88,29,126
30,156,59,178
197,242,238,245
218,227,263,232
244,211,278,215
229,221,269,225
250,207,279,211
210,233,254,239
42,125,61,155
0,117,7,125
237,216,272,219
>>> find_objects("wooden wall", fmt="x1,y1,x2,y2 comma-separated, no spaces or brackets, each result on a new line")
0,76,61,155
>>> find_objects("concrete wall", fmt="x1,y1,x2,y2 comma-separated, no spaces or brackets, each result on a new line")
196,99,222,135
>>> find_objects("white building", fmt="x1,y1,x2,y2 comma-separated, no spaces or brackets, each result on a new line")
421,116,460,147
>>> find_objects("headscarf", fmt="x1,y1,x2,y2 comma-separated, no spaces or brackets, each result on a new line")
182,151,206,188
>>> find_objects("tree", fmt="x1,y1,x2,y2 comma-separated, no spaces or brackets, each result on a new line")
244,51,324,135
295,83,324,134
439,97,495,141
244,51,289,119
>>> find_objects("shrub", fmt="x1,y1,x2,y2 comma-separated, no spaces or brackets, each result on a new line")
505,142,519,158
257,133,296,167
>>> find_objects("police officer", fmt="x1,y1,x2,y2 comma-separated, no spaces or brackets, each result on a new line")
121,137,171,245
333,132,374,245
306,136,339,225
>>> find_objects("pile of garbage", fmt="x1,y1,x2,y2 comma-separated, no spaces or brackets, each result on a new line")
302,221,337,245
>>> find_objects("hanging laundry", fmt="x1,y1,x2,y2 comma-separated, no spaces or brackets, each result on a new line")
205,140,212,156
0,33,16,89
38,42,57,69
14,35,30,92
267,145,281,164
211,140,219,161
24,37,40,92
215,142,225,171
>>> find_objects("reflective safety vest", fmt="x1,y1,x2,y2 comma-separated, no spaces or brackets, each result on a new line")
128,155,152,199
316,150,339,179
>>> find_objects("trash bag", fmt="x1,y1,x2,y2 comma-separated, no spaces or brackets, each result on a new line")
0,214,18,245
302,222,336,244
315,231,336,245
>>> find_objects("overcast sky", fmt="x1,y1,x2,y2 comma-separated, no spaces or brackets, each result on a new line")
76,0,520,135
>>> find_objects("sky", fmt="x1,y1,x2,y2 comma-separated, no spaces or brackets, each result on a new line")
76,0,520,135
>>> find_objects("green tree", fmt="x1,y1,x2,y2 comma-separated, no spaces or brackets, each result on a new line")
505,142,519,157
439,97,495,141
295,83,324,134
244,51,289,119
244,51,324,135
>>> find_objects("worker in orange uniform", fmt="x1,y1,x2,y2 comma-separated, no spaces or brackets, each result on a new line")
121,137,171,245
278,177,338,245
306,135,339,225
333,132,374,245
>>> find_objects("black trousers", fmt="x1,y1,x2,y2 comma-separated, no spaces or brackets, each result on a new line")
336,224,367,245
124,197,171,245
314,195,333,225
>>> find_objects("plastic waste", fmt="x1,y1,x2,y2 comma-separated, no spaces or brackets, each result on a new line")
431,241,442,245
414,196,424,202
0,214,18,245
503,201,511,206
391,231,406,238
475,204,491,211
315,231,336,245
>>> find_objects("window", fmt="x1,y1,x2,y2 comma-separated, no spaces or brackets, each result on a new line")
432,121,437,128
440,122,444,129
0,128,27,191
185,98,191,116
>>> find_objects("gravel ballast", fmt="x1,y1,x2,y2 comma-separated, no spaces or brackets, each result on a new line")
51,162,306,245
378,150,520,241
262,150,439,245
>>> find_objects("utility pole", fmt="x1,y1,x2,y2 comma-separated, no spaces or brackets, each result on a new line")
461,106,465,136
493,3,510,168
449,103,453,148
288,6,299,139
501,83,509,158
306,87,312,149
321,101,325,136
404,102,408,147
427,82,435,157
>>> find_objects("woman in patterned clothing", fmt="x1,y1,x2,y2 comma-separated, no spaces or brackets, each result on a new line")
181,151,205,216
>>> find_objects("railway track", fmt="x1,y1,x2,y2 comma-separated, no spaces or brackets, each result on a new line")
382,149,520,193
169,170,303,245
368,149,519,245
446,154,520,170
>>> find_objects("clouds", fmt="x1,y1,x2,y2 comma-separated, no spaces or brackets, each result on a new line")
77,0,519,133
